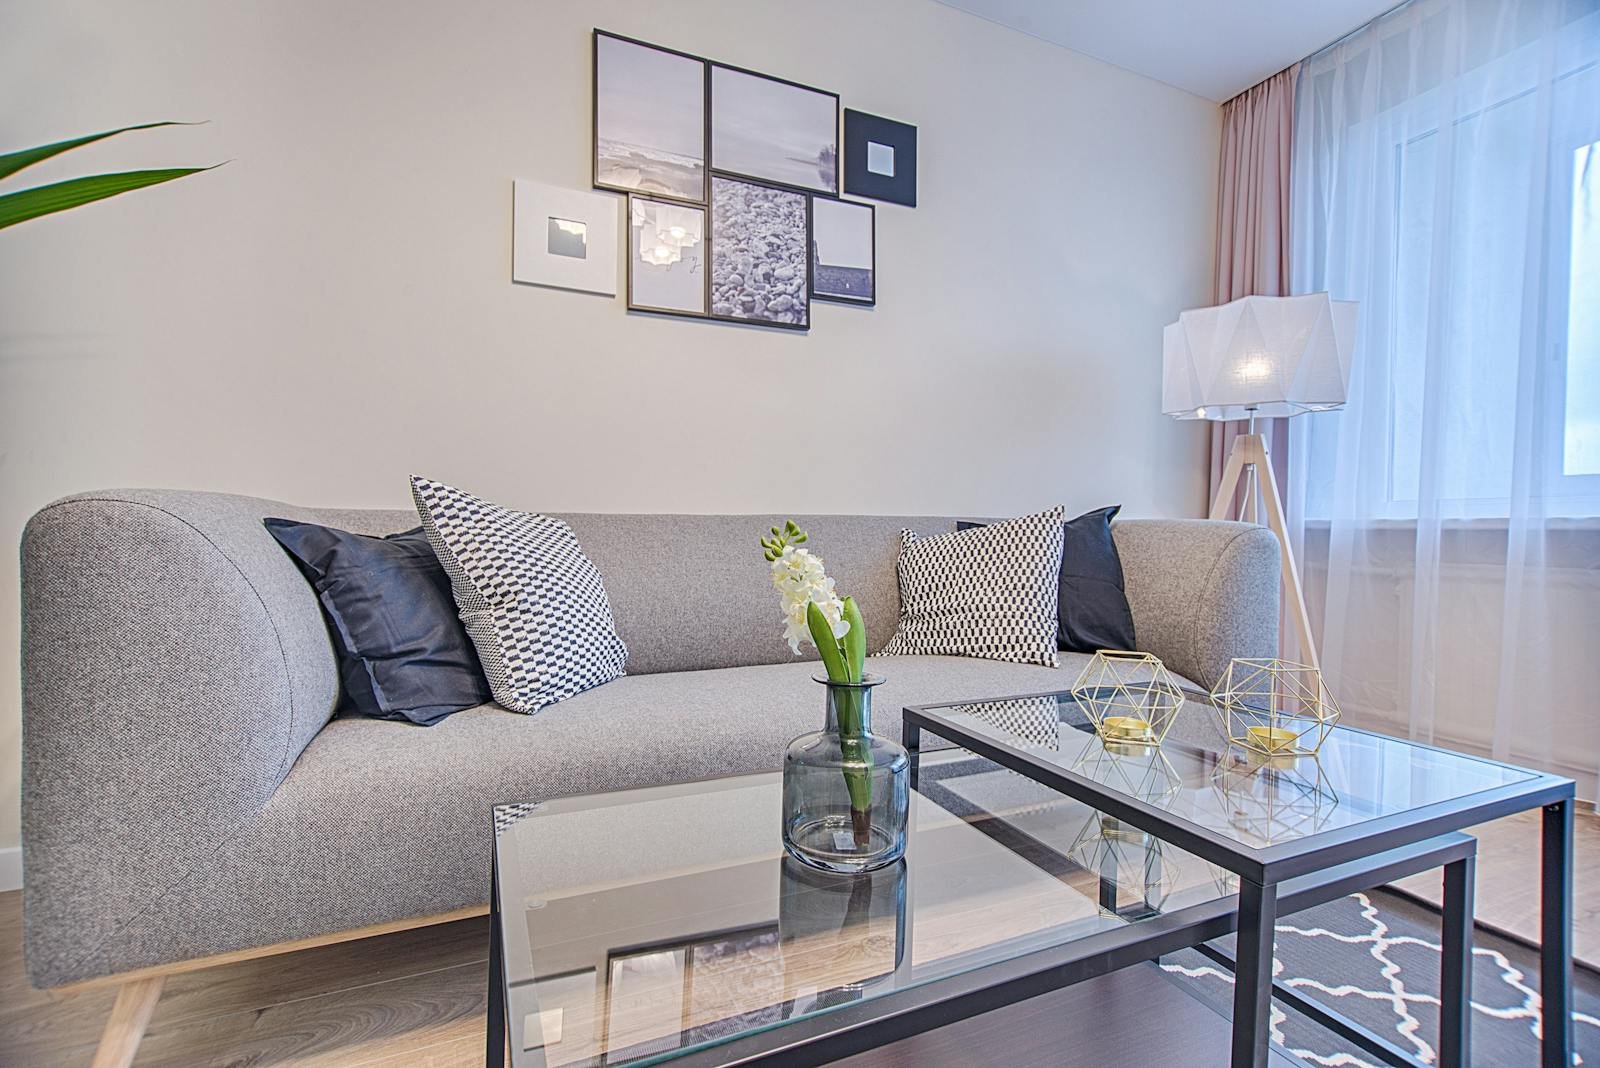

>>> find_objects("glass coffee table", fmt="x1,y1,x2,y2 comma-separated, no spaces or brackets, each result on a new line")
903,688,1576,1068
486,700,1508,1067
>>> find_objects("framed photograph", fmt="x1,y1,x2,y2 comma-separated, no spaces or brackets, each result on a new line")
511,179,619,296
710,175,810,330
809,196,875,306
843,109,917,207
593,30,708,204
627,195,708,318
710,64,839,196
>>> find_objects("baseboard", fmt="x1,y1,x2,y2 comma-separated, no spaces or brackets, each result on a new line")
0,846,21,892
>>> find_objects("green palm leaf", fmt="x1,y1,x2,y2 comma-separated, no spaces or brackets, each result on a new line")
0,167,216,230
0,122,197,182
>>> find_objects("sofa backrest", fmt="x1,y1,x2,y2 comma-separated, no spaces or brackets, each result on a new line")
309,506,955,676
23,491,1279,713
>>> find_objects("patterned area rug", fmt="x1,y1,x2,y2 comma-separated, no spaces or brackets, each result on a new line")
1162,889,1600,1065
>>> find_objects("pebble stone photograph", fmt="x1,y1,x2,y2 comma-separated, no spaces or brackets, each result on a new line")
710,176,810,328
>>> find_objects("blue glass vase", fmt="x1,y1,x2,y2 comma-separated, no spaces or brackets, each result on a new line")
782,674,909,874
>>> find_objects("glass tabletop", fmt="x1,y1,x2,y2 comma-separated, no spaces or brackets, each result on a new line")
493,757,1236,1067
914,690,1541,854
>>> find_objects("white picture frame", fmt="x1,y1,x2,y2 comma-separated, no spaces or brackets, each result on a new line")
512,179,620,296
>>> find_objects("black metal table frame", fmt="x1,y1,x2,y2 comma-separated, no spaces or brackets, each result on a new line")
486,785,1483,1067
901,692,1577,1068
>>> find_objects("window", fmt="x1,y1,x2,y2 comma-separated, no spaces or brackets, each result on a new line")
1297,21,1600,522
1563,141,1599,477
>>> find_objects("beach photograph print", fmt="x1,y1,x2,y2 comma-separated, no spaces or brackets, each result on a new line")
710,176,809,329
710,65,838,196
810,197,874,305
595,32,707,203
628,197,707,317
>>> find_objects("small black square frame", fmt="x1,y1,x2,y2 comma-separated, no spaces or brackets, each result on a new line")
843,109,916,207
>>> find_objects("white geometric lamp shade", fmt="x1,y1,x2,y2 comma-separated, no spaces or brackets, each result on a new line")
1162,293,1357,421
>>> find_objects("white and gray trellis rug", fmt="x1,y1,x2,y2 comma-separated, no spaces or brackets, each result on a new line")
1162,889,1600,1066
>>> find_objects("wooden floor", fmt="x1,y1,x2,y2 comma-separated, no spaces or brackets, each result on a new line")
2,806,1595,1067
1392,807,1600,964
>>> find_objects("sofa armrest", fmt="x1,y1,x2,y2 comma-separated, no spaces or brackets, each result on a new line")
21,490,339,986
1111,519,1280,690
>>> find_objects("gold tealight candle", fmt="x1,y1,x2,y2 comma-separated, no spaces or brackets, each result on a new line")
1246,724,1299,752
1101,715,1155,743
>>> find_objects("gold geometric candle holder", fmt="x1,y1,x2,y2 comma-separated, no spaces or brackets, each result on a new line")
1070,650,1184,746
1210,657,1341,758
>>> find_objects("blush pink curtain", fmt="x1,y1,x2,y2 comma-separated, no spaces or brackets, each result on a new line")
1209,65,1297,515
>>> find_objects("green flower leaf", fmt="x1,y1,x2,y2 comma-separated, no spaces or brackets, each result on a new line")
807,601,848,681
0,122,200,182
841,597,866,682
0,166,219,230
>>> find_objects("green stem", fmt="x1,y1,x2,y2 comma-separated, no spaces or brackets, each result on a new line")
833,681,874,847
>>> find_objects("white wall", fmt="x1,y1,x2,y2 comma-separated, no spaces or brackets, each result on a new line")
0,0,1219,858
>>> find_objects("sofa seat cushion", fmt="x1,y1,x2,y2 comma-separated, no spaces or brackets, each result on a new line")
292,652,1201,802
97,654,1201,978
96,652,1203,978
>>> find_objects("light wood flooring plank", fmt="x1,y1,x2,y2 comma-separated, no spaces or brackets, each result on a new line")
130,959,486,1067
1392,806,1600,966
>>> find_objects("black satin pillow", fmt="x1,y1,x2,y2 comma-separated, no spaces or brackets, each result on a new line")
265,518,492,725
958,506,1136,654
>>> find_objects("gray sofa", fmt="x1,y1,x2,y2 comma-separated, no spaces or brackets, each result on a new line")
20,489,1279,988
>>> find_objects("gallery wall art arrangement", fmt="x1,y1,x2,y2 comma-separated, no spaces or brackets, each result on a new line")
516,29,910,329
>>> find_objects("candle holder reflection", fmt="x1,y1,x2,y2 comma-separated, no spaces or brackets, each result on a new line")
1209,750,1340,846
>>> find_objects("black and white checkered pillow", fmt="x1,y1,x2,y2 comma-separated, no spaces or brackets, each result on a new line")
875,505,1065,667
410,477,628,714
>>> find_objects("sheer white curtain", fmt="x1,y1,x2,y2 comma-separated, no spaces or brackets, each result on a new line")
1287,0,1600,791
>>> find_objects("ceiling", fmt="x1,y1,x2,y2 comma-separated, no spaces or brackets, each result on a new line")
933,0,1402,102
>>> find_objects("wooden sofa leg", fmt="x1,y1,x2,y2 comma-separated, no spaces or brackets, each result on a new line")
89,975,165,1068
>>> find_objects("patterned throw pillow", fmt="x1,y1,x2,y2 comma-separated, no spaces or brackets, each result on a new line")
410,476,628,713
876,505,1066,667
958,505,1136,654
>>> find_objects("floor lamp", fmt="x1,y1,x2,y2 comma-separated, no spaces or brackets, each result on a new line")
1162,293,1358,672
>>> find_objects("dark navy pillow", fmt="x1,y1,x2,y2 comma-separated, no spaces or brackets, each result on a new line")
958,506,1136,655
265,518,492,725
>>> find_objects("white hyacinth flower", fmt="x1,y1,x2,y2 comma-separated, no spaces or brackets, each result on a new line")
770,545,850,654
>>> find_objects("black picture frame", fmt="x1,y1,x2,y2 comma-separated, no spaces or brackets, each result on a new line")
709,174,812,331
625,194,710,320
709,62,840,197
808,195,876,307
843,109,917,208
593,29,711,206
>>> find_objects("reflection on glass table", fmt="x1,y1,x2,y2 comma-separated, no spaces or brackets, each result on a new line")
492,760,1235,1067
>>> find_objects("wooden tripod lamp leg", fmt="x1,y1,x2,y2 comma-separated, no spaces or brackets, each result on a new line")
89,976,164,1068
1208,432,1321,671
1209,436,1249,522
